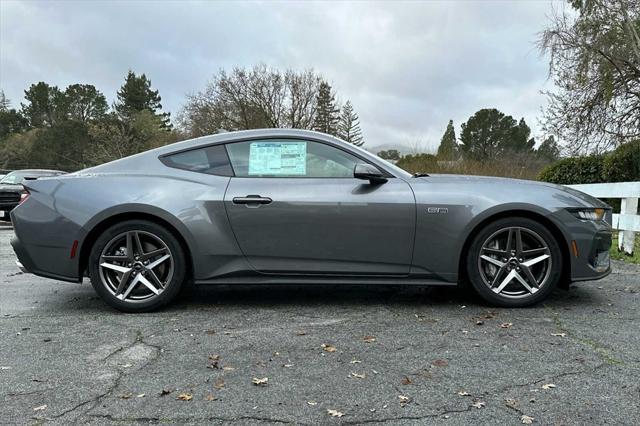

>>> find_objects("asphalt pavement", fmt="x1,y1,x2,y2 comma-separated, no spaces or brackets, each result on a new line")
1,225,639,425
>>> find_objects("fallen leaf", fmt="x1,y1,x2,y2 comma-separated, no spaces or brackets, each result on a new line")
214,378,225,389
308,401,318,406
33,405,47,411
472,401,486,409
457,391,471,396
500,323,513,329
350,372,366,379
160,388,172,396
551,333,567,337
521,414,535,424
177,393,193,401
205,394,217,401
252,377,269,386
541,383,556,390
432,359,448,367
401,376,412,385
321,344,337,353
398,395,410,406
327,409,344,417
363,335,376,343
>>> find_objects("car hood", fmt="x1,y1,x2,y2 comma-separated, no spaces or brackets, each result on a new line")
412,174,609,209
0,184,23,193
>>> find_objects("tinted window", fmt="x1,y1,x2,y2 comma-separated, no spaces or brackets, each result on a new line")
225,139,362,178
161,145,233,176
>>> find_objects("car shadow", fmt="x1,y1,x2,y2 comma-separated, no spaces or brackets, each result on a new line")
163,281,603,312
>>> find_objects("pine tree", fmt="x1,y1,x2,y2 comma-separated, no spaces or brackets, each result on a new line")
436,120,459,160
537,135,561,161
0,90,10,112
115,70,171,129
313,81,339,136
337,100,364,146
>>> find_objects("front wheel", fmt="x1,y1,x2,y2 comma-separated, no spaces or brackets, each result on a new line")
466,217,563,307
88,220,186,312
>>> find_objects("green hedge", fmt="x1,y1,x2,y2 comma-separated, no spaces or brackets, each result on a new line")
538,140,640,185
538,155,605,185
603,140,640,182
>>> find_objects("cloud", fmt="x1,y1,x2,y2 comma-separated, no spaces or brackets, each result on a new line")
0,0,559,150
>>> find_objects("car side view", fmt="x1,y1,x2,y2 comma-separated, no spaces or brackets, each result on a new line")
10,129,612,312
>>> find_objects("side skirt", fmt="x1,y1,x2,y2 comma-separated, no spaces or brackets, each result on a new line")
194,275,458,286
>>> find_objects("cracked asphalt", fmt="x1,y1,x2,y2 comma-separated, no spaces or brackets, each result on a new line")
1,225,640,425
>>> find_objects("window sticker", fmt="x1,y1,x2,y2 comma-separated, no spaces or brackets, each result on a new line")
248,141,307,176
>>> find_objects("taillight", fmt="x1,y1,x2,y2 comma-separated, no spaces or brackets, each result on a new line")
19,190,30,206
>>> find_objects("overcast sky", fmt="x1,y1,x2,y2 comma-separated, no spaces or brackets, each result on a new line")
0,0,562,150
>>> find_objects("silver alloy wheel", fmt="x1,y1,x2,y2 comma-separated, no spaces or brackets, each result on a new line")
478,226,552,298
98,230,174,302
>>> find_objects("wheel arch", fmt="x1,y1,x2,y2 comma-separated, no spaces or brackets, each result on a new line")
457,208,572,289
78,209,195,281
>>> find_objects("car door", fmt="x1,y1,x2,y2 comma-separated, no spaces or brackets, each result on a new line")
223,138,416,275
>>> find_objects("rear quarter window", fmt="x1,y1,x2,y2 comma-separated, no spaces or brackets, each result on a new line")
160,145,234,177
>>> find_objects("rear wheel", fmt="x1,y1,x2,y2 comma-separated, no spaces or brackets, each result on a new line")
88,220,186,312
466,217,563,307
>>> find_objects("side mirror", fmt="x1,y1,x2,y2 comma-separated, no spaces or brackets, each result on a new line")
354,163,387,184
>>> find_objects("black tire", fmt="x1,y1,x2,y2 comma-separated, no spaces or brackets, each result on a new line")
88,220,186,313
466,217,563,307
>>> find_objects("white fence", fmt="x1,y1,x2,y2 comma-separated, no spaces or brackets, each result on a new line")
567,181,640,255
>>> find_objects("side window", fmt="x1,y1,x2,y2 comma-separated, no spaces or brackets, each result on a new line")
161,145,233,176
225,139,363,178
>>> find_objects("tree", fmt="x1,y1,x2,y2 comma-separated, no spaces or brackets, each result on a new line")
88,111,178,165
539,0,640,153
0,90,28,140
21,82,66,127
537,135,561,162
377,149,401,161
64,84,108,122
313,81,340,136
178,65,324,137
115,71,171,128
0,108,28,140
459,108,535,161
0,90,10,111
337,100,364,146
27,121,91,171
436,120,459,160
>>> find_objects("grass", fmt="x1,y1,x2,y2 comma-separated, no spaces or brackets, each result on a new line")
610,233,640,264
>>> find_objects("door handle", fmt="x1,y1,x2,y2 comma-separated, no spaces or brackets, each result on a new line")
232,195,273,205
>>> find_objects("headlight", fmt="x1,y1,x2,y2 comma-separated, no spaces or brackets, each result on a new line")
570,208,605,221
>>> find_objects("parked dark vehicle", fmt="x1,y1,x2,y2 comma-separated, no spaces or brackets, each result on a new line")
10,130,612,312
0,169,65,221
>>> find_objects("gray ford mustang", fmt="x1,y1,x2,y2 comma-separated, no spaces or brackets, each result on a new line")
10,129,612,312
